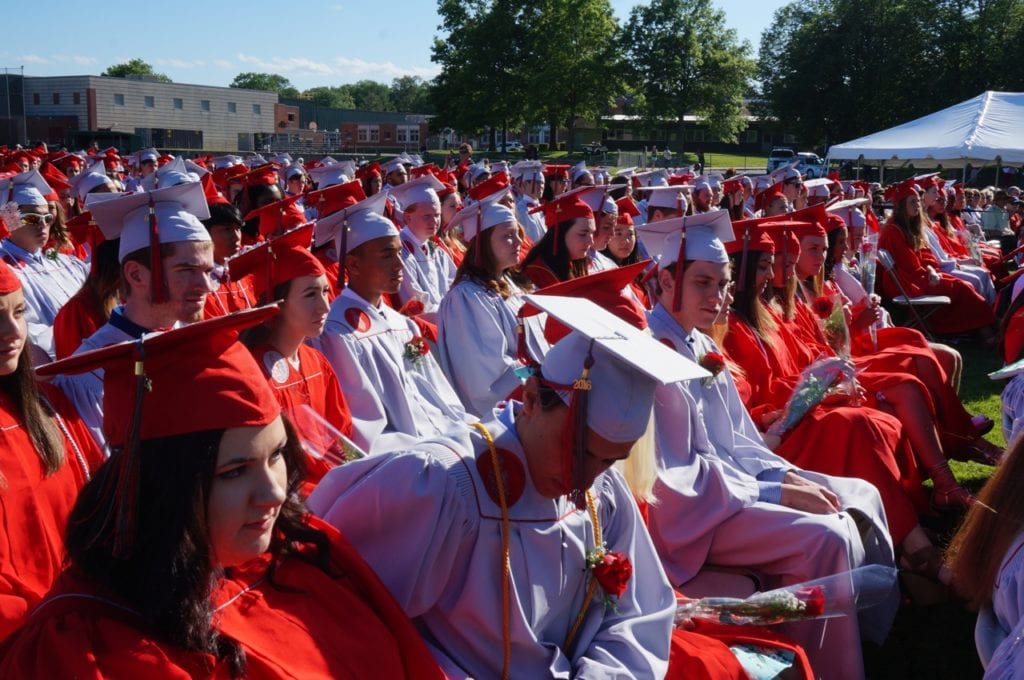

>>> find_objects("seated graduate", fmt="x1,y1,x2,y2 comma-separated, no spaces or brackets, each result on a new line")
312,191,470,453
1,307,445,679
637,211,898,680
309,296,708,679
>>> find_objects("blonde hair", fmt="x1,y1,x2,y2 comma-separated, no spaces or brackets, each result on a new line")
615,408,658,505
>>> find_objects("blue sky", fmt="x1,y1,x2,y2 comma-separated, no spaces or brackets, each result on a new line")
2,0,788,90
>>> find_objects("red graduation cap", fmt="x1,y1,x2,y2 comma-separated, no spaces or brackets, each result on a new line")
212,163,248,190
239,163,280,188
0,258,21,294
37,305,282,556
243,193,307,237
200,173,230,207
542,164,570,180
305,179,366,217
227,224,323,303
754,182,786,213
722,177,744,195
39,163,71,200
884,178,919,205
466,171,509,202
355,162,382,180
409,163,439,179
616,196,640,226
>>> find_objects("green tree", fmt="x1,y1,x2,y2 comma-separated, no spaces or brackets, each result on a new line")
390,76,434,113
102,58,171,82
229,72,300,98
523,0,625,150
346,80,394,111
302,86,356,109
620,0,755,148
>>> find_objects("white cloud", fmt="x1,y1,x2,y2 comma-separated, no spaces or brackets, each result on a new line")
332,56,439,81
236,53,333,76
16,54,97,67
17,54,50,65
69,55,97,65
155,58,207,69
213,59,234,70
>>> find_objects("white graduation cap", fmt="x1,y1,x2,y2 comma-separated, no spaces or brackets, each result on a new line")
269,153,293,166
0,170,53,207
826,197,870,212
636,210,734,267
570,161,592,184
614,167,637,178
386,174,445,209
382,154,413,175
211,155,243,171
135,148,159,164
555,186,617,215
69,161,113,200
467,161,491,184
312,190,394,252
511,160,543,182
524,294,708,443
634,185,690,212
308,161,356,189
447,187,515,242
282,162,306,180
244,154,268,168
86,181,211,262
805,177,834,198
633,169,669,187
145,156,201,190
768,162,801,184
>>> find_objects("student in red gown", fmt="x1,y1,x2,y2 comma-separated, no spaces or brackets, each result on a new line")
202,201,255,318
0,308,444,679
232,225,354,487
0,260,103,641
52,235,121,359
519,191,595,288
877,181,995,337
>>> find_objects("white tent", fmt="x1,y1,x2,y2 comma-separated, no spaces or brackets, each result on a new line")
827,91,1024,169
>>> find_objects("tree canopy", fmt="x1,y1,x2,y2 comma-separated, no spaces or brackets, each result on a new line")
230,72,300,98
102,59,171,83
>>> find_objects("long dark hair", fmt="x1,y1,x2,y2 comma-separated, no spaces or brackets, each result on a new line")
728,251,777,338
77,238,122,322
453,230,532,299
64,417,329,678
520,218,588,282
889,195,927,250
0,345,64,485
823,228,844,282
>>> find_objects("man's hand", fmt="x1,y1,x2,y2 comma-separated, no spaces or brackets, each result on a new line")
780,473,841,514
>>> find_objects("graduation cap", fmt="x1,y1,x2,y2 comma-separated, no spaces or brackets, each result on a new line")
466,171,509,202
387,174,445,209
355,162,382,181
305,179,366,218
520,293,707,508
39,164,71,200
226,224,322,303
0,259,20,294
69,161,115,201
636,210,734,311
86,181,211,303
313,190,397,287
570,161,592,185
883,178,920,205
0,170,53,207
616,196,641,226
36,304,282,557
238,163,280,188
141,156,201,191
511,160,543,182
135,148,159,164
804,177,833,199
528,260,652,337
632,169,669,187
243,193,307,238
542,164,570,180
212,162,249,191
725,215,789,291
383,154,413,175
308,160,356,189
466,161,491,185
409,163,440,179
447,187,515,243
634,185,691,214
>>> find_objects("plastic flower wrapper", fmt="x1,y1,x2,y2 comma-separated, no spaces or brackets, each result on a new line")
859,231,879,351
811,293,851,359
290,404,367,468
957,227,984,264
675,564,897,628
771,356,859,435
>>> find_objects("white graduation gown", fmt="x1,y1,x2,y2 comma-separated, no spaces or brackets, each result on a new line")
398,226,458,315
588,249,617,273
515,194,547,244
979,532,1024,677
308,403,675,679
0,240,87,358
646,303,897,680
924,227,996,304
1001,375,1024,447
311,287,470,454
436,277,524,416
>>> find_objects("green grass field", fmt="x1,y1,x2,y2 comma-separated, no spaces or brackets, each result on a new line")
426,149,769,173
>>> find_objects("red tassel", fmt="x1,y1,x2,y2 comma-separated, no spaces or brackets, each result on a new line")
338,211,350,288
112,340,150,558
147,197,166,304
671,234,687,312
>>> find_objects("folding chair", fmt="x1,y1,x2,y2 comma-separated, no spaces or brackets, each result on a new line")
876,248,951,341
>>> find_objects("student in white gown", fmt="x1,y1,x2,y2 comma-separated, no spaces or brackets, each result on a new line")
637,211,898,680
310,296,708,679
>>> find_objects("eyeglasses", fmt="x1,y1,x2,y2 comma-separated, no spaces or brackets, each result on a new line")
20,213,54,226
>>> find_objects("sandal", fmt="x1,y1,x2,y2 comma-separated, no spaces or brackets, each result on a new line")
931,485,974,512
898,545,953,606
962,438,1004,466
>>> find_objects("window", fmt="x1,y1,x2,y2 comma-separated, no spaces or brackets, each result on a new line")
287,112,295,122
357,125,379,143
173,98,183,110
73,92,80,105
200,99,210,112
114,93,125,106
384,130,392,141
227,102,237,114
52,93,60,105
252,103,261,115
396,125,420,144
745,129,758,143
144,96,155,108
32,93,39,105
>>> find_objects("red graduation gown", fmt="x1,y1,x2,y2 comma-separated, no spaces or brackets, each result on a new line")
249,343,354,486
723,311,924,544
0,518,446,679
877,223,994,334
0,385,103,642
204,275,255,319
52,288,107,359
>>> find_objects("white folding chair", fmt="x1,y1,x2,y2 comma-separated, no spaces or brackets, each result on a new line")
876,248,951,340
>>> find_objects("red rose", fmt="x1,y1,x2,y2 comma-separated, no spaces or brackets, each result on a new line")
592,552,632,598
812,296,834,319
701,351,726,375
799,586,826,617
400,299,425,317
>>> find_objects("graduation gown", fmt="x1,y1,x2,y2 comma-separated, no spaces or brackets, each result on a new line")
203,271,255,319
977,532,1024,677
249,343,354,484
646,304,897,680
723,310,925,544
309,403,676,679
52,287,107,360
515,194,547,244
436,277,525,416
311,288,469,454
0,385,103,642
0,240,88,358
398,227,458,315
521,260,563,289
877,223,994,334
0,518,446,679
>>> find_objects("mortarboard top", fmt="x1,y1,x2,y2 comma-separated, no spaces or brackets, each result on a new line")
721,177,744,195
69,161,113,200
883,178,920,204
447,187,515,242
536,189,593,229
313,189,395,253
243,193,307,237
0,259,21,294
490,161,509,176
636,210,734,270
283,162,306,180
244,154,268,168
387,174,446,209
614,167,637,178
305,179,366,218
409,163,440,179
355,162,382,180
827,197,870,213
135,148,159,164
0,170,53,207
768,161,802,185
382,154,413,175
211,154,242,171
523,293,708,439
466,161,491,184
227,224,323,302
616,196,641,218
570,161,592,184
634,184,691,212
725,216,784,257
269,153,293,166
632,169,670,188
238,163,280,188
466,171,509,202
550,185,616,216
542,164,570,180
511,160,543,182
308,160,356,189
39,164,71,199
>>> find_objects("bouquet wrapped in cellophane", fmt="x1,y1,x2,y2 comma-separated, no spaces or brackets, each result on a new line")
811,293,851,359
675,565,897,627
772,356,860,435
290,404,367,467
859,231,879,351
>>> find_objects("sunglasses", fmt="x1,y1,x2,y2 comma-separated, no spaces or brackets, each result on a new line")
20,213,54,226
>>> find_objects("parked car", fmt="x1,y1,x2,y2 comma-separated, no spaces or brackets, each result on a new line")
582,141,608,155
766,147,795,172
795,152,827,179
497,140,523,152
